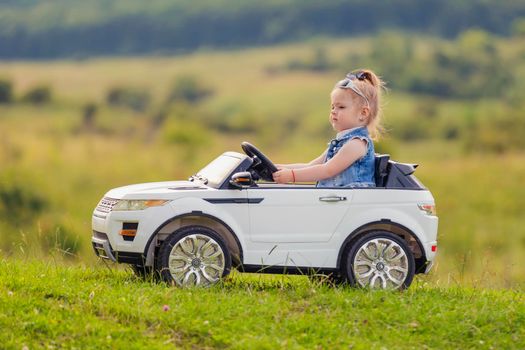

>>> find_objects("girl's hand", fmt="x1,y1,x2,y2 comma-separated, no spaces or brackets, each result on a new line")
273,169,294,184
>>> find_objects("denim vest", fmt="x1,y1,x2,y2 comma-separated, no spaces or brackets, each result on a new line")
317,126,376,188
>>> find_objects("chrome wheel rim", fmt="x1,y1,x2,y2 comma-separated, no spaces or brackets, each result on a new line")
168,234,225,287
353,238,409,290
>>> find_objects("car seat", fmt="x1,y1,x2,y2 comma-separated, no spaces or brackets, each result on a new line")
374,154,390,187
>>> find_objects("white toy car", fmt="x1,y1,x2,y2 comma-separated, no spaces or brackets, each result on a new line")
92,142,438,289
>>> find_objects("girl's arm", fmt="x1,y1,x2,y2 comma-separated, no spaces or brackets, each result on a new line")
273,139,367,183
276,150,327,170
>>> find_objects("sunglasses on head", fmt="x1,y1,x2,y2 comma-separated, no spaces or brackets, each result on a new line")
347,71,368,81
336,71,370,107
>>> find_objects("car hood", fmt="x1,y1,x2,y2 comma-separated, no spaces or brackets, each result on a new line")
105,180,210,199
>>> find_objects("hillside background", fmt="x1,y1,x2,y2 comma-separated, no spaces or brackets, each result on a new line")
0,0,525,289
1,0,525,58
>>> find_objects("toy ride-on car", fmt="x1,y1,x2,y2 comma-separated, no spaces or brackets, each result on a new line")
92,142,438,290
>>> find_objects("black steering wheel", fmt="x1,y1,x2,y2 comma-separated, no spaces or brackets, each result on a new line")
241,142,278,182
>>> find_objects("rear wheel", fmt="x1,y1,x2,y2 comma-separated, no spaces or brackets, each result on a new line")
345,231,415,290
157,225,231,287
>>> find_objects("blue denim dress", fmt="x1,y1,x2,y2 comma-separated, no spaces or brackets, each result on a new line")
317,126,376,188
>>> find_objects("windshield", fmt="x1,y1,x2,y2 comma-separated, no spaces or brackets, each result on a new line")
193,152,246,188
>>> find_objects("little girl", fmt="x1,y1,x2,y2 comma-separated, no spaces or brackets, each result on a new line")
273,69,384,187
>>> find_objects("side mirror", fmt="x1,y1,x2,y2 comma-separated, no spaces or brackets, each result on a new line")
229,171,254,189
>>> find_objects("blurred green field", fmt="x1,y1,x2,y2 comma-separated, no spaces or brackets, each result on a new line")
1,36,524,288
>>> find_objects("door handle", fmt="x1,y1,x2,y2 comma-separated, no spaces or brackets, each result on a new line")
319,196,347,202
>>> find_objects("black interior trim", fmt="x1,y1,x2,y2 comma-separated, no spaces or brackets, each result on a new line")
204,198,264,204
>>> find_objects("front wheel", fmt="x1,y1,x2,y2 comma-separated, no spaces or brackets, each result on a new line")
157,225,231,287
345,231,415,290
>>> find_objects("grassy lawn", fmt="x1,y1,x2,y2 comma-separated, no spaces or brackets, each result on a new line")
1,259,523,349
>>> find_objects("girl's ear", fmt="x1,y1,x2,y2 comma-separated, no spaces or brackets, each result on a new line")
359,107,370,122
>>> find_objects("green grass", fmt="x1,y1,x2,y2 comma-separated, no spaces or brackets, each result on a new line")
0,259,523,349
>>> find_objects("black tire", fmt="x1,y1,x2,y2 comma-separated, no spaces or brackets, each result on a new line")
156,225,232,287
344,231,415,290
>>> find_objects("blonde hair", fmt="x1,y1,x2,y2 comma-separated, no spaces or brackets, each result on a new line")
334,69,386,140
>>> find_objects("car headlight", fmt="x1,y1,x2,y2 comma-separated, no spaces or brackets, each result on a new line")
112,200,169,211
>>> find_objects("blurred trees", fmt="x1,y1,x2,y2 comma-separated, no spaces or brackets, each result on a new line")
0,184,47,226
464,112,525,153
167,76,213,105
512,18,525,36
349,30,509,99
404,30,511,99
106,87,150,112
266,47,333,74
0,0,524,59
1,28,524,155
266,30,524,151
21,85,52,104
0,79,13,103
0,81,54,105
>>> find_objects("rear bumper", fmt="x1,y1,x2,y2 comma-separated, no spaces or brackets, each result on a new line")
423,240,437,261
424,260,434,274
420,240,437,274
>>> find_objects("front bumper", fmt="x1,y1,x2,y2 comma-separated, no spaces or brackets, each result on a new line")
92,233,116,262
92,231,145,265
92,204,165,255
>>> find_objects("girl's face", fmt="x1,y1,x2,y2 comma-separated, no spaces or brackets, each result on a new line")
329,88,368,132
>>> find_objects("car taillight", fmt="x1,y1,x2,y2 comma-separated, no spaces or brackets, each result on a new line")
418,204,437,216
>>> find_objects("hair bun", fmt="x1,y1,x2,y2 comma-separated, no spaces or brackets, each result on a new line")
360,70,380,87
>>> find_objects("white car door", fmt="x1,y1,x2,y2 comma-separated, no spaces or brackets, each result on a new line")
246,186,351,243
